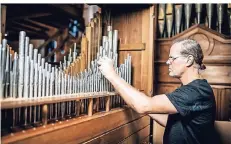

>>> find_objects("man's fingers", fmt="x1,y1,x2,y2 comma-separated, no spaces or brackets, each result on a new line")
97,58,104,65
98,66,103,71
104,57,111,61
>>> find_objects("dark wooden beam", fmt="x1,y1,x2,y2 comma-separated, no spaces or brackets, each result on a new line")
7,30,44,42
50,4,83,19
30,16,68,29
10,27,48,39
16,19,50,31
25,19,56,30
8,13,52,21
7,22,48,36
11,21,42,31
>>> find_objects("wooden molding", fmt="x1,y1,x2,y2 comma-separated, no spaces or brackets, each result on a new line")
119,43,145,51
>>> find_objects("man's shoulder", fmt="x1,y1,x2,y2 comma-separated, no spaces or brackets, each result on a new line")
169,79,214,103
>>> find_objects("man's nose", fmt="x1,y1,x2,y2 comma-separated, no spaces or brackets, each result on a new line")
166,59,170,65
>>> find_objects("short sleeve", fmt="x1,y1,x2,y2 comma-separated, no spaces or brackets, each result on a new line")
166,86,211,117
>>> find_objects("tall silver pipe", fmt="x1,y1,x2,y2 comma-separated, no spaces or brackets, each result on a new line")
175,5,183,34
25,37,29,57
217,4,224,33
19,31,26,57
41,58,45,69
29,60,34,98
102,36,107,50
46,69,50,97
5,45,10,98
166,15,173,38
128,54,132,85
113,30,118,54
55,68,58,95
29,44,33,60
196,4,202,24
50,67,54,96
184,4,192,29
38,66,42,98
108,30,113,53
206,4,214,29
158,4,166,38
33,49,38,64
18,32,26,98
34,63,38,98
42,68,46,97
0,40,6,99
12,52,18,99
33,63,38,125
23,56,30,99
37,54,41,67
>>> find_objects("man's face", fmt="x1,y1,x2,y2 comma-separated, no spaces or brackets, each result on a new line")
166,43,187,78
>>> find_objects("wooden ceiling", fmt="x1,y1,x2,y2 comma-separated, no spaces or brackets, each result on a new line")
4,4,85,41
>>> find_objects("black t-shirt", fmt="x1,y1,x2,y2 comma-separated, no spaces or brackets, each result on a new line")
164,79,218,144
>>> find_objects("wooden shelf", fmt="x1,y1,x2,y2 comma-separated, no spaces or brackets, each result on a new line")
0,92,118,109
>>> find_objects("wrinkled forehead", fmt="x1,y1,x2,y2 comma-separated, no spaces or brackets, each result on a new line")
169,43,182,57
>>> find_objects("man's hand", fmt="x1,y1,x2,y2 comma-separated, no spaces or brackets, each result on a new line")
97,57,117,80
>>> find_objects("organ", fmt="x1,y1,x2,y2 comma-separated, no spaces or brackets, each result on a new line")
0,4,231,144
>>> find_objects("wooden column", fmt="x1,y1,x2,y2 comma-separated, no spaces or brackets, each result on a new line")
76,100,80,116
42,104,48,125
88,98,93,116
86,26,92,66
106,96,111,112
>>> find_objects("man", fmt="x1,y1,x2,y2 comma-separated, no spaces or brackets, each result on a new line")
97,39,218,144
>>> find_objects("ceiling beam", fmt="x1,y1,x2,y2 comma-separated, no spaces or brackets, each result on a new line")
25,19,56,30
50,4,82,19
10,27,48,39
8,13,52,21
10,21,42,31
28,18,65,29
17,19,50,31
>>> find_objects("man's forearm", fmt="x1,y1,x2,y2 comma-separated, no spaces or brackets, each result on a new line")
148,114,168,127
107,74,151,114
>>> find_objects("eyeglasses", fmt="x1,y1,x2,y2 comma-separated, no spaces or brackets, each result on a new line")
167,56,183,63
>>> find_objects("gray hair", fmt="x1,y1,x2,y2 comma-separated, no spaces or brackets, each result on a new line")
173,39,206,70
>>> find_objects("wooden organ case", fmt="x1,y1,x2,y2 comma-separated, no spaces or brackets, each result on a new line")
1,4,154,144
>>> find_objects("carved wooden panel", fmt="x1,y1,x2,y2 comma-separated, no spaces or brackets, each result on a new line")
212,86,231,121
156,25,231,64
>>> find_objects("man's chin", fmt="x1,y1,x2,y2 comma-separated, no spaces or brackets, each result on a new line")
169,73,179,78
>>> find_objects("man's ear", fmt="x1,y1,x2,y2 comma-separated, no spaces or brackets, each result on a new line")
186,55,194,67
